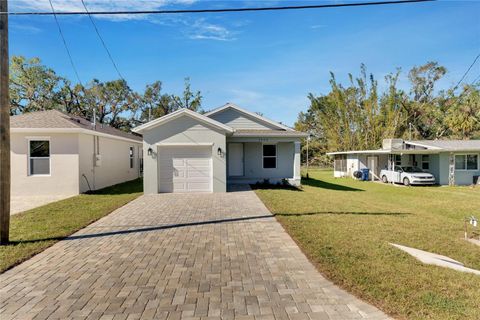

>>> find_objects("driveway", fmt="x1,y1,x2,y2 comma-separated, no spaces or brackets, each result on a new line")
0,187,389,320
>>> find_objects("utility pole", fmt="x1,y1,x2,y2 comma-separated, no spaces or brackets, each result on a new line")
0,0,10,244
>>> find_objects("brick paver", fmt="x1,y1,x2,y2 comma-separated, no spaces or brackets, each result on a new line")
0,187,390,320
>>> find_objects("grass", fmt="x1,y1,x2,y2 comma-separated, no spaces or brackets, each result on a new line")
0,179,143,273
253,169,480,320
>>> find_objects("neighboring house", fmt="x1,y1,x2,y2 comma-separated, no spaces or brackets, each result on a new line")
328,139,480,186
133,103,306,193
10,110,143,197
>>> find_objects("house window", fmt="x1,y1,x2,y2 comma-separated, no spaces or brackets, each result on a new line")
422,155,429,170
29,140,50,175
129,147,134,169
334,154,347,172
263,144,277,169
394,155,401,166
455,154,478,170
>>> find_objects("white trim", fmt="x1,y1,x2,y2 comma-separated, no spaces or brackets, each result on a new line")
132,108,234,134
454,153,479,171
204,103,294,131
27,137,51,177
12,128,142,144
404,141,442,150
262,143,277,169
156,142,214,147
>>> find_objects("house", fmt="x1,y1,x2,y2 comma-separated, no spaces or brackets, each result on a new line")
327,139,480,186
10,110,143,198
132,103,306,193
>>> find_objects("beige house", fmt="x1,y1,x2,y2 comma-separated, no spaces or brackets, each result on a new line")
133,103,306,193
10,110,143,199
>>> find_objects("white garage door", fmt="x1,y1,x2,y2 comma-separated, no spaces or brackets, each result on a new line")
158,146,212,193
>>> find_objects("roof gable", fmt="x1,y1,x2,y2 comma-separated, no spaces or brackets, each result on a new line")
204,103,293,131
132,108,234,134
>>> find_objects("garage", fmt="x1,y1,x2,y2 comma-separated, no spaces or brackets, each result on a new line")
158,146,212,193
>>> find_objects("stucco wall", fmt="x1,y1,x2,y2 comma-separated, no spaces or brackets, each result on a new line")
10,132,80,197
208,108,278,129
78,133,141,192
142,115,227,193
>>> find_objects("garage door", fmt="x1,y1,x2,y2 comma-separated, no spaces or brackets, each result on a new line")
158,146,212,193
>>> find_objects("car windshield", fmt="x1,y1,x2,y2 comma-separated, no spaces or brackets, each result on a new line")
402,166,424,173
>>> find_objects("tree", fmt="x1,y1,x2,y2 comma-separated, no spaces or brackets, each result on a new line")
171,77,202,112
9,56,66,115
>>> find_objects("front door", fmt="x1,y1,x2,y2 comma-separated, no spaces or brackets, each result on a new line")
367,156,378,181
228,143,244,176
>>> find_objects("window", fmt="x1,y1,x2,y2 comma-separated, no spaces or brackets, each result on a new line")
263,144,276,169
29,140,50,175
422,155,429,170
129,147,134,169
455,154,478,171
394,155,401,166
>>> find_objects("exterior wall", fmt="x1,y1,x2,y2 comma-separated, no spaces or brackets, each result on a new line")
10,132,80,197
142,115,227,193
226,138,301,185
78,133,142,193
208,108,278,130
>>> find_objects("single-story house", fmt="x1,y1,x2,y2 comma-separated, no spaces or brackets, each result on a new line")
10,110,143,197
132,103,306,193
327,139,480,186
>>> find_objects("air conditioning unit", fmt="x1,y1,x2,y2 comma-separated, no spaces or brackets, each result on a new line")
94,154,102,167
382,139,404,150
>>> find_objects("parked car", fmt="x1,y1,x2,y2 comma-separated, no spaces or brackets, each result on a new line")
380,166,436,186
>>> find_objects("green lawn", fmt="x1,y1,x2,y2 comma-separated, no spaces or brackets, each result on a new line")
254,169,480,320
0,179,142,273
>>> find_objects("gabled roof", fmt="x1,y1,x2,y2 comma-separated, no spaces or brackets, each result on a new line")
132,108,234,134
10,110,142,142
204,102,294,131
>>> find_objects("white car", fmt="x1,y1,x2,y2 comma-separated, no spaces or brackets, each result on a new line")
380,166,436,186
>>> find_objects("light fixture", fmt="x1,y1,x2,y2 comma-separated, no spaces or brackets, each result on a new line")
147,147,153,156
217,147,222,156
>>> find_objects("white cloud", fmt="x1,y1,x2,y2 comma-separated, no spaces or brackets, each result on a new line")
10,0,197,21
187,18,236,41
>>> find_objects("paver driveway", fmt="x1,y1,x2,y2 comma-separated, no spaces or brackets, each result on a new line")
0,187,389,320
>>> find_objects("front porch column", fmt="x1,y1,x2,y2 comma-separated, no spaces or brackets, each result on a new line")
293,141,301,184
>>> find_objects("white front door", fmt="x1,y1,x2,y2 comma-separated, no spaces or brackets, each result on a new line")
228,143,244,176
159,146,212,193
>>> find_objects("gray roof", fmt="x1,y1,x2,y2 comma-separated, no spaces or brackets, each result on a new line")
409,140,480,151
232,129,307,137
11,110,142,142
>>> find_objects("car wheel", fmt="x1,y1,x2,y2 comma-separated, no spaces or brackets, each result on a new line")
382,175,388,183
403,177,410,186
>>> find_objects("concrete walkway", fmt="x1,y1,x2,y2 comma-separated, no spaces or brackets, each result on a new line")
0,188,389,320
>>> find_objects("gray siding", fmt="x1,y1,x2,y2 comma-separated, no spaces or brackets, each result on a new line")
209,108,278,130
142,115,227,193
228,142,295,182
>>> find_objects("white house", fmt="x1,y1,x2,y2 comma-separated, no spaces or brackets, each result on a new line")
328,139,480,186
133,103,307,193
10,110,143,198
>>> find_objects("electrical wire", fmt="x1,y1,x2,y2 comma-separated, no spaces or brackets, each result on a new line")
47,0,83,86
80,0,125,81
4,0,435,16
452,53,480,91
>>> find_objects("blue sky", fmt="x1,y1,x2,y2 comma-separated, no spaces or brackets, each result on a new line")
9,0,480,126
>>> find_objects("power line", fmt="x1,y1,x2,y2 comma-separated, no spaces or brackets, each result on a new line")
3,0,435,16
80,0,125,81
47,0,83,86
452,53,480,91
